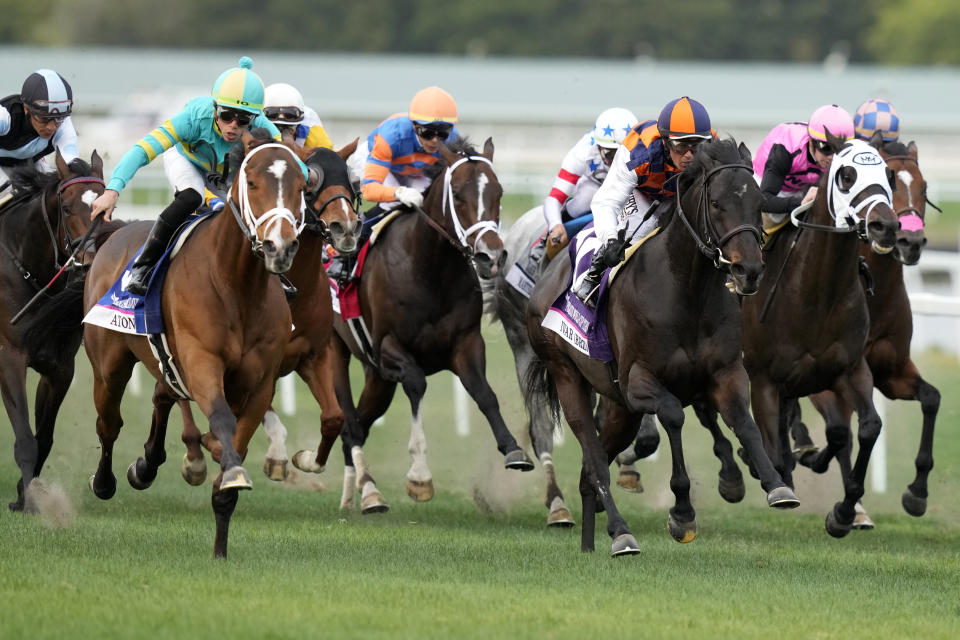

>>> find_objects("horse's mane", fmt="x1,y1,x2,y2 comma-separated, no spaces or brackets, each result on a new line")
424,137,479,182
9,158,94,196
881,140,910,156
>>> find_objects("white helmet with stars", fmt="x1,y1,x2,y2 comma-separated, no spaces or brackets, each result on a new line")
593,107,638,149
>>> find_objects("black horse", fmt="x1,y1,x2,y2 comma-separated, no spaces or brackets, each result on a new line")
331,138,534,513
526,139,799,556
0,151,106,511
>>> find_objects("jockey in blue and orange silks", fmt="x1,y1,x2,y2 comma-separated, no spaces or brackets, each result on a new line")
574,96,715,304
752,104,855,225
89,57,310,296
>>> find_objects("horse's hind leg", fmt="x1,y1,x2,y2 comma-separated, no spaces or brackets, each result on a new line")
127,382,175,491
451,330,534,471
179,401,207,486
692,402,744,503
0,349,35,511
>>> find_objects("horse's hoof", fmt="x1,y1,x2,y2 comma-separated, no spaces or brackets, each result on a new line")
852,502,875,530
616,470,643,493
181,454,207,486
667,515,698,543
406,479,434,502
718,474,745,503
89,474,115,500
825,506,852,539
7,499,24,512
220,466,253,491
901,489,927,517
361,490,389,514
127,459,154,491
263,457,289,482
547,506,575,528
767,486,800,509
291,450,324,474
611,533,641,557
503,449,535,471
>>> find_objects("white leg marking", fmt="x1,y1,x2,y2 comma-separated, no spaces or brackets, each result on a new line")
341,465,357,508
406,407,431,483
262,410,289,461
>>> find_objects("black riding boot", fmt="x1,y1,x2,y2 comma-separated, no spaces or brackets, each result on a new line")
126,188,202,295
522,236,547,275
573,236,625,306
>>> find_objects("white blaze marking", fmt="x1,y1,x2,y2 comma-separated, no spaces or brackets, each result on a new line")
476,173,489,219
81,190,97,206
263,159,289,249
897,170,914,208
735,183,748,198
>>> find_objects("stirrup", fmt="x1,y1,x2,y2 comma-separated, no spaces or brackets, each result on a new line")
574,275,600,307
124,265,153,296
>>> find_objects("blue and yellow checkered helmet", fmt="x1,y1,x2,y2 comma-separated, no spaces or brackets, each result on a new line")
211,56,264,114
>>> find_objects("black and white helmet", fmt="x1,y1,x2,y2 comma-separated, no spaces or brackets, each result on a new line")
21,69,73,117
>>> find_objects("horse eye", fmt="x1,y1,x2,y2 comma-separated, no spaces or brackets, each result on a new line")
710,200,719,209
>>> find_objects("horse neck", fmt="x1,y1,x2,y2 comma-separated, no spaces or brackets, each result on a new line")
286,228,326,292
0,188,59,275
658,195,725,295
861,242,904,298
794,193,862,296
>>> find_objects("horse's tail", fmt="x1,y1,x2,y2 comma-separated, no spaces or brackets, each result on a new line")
521,350,561,443
19,277,86,366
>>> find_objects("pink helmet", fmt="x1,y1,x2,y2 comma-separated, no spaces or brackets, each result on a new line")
807,104,855,142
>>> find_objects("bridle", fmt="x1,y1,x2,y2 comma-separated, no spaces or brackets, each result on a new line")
674,162,762,271
228,143,306,257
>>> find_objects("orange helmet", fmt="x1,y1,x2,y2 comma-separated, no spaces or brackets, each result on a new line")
409,86,458,125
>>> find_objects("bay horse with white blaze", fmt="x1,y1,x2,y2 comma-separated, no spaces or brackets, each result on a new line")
526,139,799,556
82,133,305,557
740,135,900,538
0,151,105,512
329,138,535,513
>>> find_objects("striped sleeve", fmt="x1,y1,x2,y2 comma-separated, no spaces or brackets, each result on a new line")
360,132,398,202
107,111,194,192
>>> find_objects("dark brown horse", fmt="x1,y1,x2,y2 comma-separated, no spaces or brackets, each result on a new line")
791,137,940,525
331,138,535,513
526,139,799,556
740,137,900,538
0,151,105,511
180,140,363,485
81,133,305,557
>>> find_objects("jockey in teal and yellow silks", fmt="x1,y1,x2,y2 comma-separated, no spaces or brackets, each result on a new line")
90,57,307,296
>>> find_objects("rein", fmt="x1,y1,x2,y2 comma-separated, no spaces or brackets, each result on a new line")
674,162,762,270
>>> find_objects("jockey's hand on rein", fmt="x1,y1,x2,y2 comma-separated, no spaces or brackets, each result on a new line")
395,186,423,208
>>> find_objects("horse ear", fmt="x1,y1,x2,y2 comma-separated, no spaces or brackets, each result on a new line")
438,141,458,165
241,129,256,153
294,144,317,163
907,140,918,158
482,137,494,161
823,127,844,153
91,150,104,177
336,137,359,161
868,130,884,150
737,141,752,165
55,149,70,177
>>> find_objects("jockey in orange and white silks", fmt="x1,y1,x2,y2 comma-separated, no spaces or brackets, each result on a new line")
358,86,461,214
574,96,715,305
752,104,855,223
542,107,637,248
0,69,79,204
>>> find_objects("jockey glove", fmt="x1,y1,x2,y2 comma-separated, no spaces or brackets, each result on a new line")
395,186,423,208
601,228,627,267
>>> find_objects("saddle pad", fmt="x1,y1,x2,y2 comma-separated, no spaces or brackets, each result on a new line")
83,211,215,335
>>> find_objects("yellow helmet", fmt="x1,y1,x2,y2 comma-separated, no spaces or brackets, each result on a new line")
409,86,458,125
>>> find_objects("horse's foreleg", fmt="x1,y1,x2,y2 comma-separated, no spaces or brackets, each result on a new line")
747,376,789,484
451,331,533,471
179,400,207,486
877,363,940,517
127,381,175,491
89,360,135,501
291,343,345,475
212,475,239,559
326,335,363,509
714,368,798,508
0,350,34,511
826,360,881,538
32,358,75,479
805,392,852,474
692,402,744,503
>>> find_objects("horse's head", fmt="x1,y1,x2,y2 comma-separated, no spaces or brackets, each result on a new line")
303,139,361,253
677,139,765,295
53,150,106,266
824,136,899,254
231,131,306,273
430,137,505,278
873,134,928,265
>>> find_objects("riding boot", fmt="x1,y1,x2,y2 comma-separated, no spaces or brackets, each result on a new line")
573,236,625,307
522,236,547,275
126,189,202,295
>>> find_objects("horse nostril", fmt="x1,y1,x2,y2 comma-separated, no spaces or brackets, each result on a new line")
329,222,344,237
262,240,276,255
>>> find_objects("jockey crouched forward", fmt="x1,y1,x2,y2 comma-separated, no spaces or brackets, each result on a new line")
523,107,638,274
89,57,311,296
326,86,460,283
574,96,715,305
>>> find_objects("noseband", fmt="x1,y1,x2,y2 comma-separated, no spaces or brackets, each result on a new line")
675,163,762,270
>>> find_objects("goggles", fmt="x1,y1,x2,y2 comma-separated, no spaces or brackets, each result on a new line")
263,106,304,122
812,139,835,156
216,107,255,127
26,103,69,124
667,137,706,155
415,125,452,141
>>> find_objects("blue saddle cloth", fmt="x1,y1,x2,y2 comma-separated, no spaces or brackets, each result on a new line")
83,212,215,335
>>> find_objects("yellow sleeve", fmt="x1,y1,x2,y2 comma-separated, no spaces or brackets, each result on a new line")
304,125,334,150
